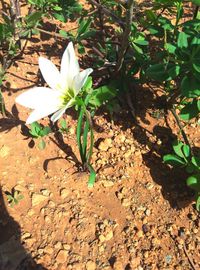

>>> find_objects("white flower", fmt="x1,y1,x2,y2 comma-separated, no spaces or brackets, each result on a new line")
16,42,93,124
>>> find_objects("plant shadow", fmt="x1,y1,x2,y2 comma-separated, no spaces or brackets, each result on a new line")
0,186,47,270
131,87,195,209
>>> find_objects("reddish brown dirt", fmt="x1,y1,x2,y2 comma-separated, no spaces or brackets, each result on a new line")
0,1,200,270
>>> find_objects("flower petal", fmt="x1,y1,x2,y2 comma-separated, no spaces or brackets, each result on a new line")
51,99,75,122
60,42,80,89
39,57,61,90
26,104,60,124
73,68,93,95
16,87,60,109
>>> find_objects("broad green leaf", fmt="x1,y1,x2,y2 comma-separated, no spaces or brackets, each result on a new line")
60,118,67,129
177,32,189,48
77,18,92,37
146,63,179,82
168,65,180,79
132,43,143,54
180,100,199,120
40,127,51,136
165,43,176,54
53,13,65,22
134,38,148,46
186,174,200,191
82,76,92,92
191,156,200,169
181,76,200,97
196,195,200,211
182,145,190,158
59,30,69,38
192,58,200,73
26,11,43,27
172,140,185,158
191,0,200,6
163,154,186,166
158,17,174,31
191,36,200,45
38,139,46,150
145,10,157,22
146,64,168,82
89,83,118,108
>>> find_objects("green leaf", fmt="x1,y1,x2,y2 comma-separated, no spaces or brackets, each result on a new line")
59,30,69,38
40,127,51,137
26,11,43,27
172,141,190,159
82,76,93,92
196,195,200,211
89,83,118,108
77,18,92,37
146,63,168,82
177,32,189,48
87,163,96,188
53,13,65,22
38,139,46,150
180,100,200,120
192,58,200,73
165,43,176,54
186,174,200,191
146,63,180,82
134,38,148,46
181,76,200,98
29,122,41,138
191,156,200,169
132,43,143,54
191,0,200,6
163,154,186,166
182,145,190,158
145,10,157,22
60,118,67,129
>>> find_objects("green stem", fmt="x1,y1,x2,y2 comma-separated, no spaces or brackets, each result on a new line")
76,97,96,187
87,163,96,188
83,117,90,163
77,106,85,164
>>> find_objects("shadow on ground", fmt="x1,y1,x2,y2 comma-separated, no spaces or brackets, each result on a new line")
0,187,47,270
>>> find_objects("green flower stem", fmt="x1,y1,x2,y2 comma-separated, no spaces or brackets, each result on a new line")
76,98,96,187
87,163,96,188
83,117,90,163
77,106,85,164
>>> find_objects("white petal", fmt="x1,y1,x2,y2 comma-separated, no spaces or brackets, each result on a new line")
39,57,61,90
26,104,60,124
16,87,61,109
60,42,80,88
73,68,93,95
51,99,75,122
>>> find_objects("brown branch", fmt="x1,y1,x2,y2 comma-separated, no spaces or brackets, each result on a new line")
88,0,125,27
115,0,135,73
170,108,191,148
35,27,65,39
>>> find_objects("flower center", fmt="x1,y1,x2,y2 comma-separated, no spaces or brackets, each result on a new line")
60,88,75,106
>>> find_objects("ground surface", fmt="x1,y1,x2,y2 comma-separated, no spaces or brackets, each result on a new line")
0,1,200,270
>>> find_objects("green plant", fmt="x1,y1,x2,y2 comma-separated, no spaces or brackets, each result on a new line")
59,118,69,134
164,140,200,210
29,122,52,149
5,189,24,207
